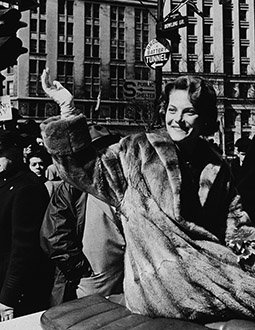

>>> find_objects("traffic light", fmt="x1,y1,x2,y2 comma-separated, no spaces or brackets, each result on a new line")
0,7,28,70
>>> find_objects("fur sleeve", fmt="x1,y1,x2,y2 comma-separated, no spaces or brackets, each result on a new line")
41,114,128,208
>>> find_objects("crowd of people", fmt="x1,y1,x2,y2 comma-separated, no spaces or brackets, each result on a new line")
0,71,255,325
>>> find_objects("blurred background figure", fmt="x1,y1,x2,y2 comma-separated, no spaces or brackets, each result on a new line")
230,136,252,185
27,147,61,197
40,182,125,306
236,135,255,224
40,125,125,306
0,130,53,321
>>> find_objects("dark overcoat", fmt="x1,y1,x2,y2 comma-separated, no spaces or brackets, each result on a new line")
41,114,255,323
0,167,51,316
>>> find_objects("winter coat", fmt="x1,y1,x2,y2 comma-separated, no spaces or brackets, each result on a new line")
41,114,255,323
40,181,125,305
0,167,52,316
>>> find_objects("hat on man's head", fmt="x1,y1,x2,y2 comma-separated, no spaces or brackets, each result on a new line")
235,137,252,153
0,130,19,155
88,124,121,149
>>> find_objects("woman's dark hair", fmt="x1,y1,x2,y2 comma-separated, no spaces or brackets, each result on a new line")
27,146,52,167
160,75,219,136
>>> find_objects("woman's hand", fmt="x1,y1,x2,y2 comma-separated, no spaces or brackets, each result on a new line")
0,302,14,322
41,67,79,118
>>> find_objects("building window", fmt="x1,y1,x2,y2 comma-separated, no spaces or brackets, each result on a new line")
187,23,195,36
39,40,46,53
188,42,195,54
67,22,73,35
134,66,149,80
240,46,247,58
204,42,211,55
59,0,65,14
187,6,194,17
57,61,74,92
225,26,233,39
110,65,125,99
58,22,65,35
29,59,46,96
187,61,196,73
30,59,37,73
204,61,211,73
67,1,74,16
224,8,232,21
203,5,211,17
58,42,65,55
225,62,233,75
30,6,47,55
240,63,248,75
225,44,233,58
239,83,249,98
30,39,37,53
7,81,13,96
40,0,46,15
39,20,46,33
240,10,247,21
171,59,179,72
58,1,74,56
85,3,100,59
84,63,100,98
110,6,125,60
240,28,247,40
135,9,149,62
203,24,211,36
31,19,37,32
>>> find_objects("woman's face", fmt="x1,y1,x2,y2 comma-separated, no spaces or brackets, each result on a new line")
29,156,45,177
165,89,201,143
0,156,12,173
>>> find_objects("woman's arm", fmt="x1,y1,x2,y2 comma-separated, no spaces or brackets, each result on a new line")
40,68,127,207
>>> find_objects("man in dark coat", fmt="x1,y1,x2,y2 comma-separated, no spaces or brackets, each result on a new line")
0,130,51,322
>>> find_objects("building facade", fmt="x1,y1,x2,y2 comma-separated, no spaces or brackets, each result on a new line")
1,0,255,155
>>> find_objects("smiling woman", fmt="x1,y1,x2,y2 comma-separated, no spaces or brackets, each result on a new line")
40,70,255,323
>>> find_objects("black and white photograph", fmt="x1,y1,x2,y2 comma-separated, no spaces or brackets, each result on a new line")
0,0,255,329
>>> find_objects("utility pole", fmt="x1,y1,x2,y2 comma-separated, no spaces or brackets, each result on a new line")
154,0,164,126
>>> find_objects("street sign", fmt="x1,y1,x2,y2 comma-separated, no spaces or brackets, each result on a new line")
162,13,188,31
123,80,156,100
144,38,171,70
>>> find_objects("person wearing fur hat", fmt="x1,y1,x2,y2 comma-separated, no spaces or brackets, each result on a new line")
0,130,52,321
41,69,255,323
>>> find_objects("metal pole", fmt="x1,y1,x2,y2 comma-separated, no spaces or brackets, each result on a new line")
154,0,164,126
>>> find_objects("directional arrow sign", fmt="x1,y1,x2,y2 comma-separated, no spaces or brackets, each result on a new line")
144,38,171,70
123,80,156,100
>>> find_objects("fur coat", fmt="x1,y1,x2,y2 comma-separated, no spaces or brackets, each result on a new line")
41,114,255,323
